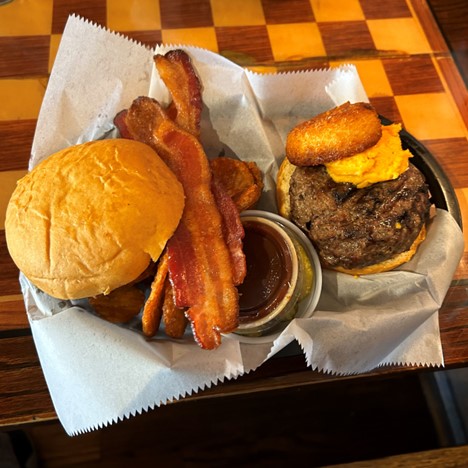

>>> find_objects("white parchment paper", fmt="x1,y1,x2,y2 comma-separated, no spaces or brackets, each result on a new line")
22,16,464,435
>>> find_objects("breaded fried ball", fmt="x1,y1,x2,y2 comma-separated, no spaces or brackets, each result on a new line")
286,102,382,166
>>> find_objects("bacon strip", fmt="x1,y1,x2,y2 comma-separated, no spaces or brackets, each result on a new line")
124,97,238,349
154,50,246,285
113,109,132,139
162,279,189,339
154,50,203,138
210,178,246,285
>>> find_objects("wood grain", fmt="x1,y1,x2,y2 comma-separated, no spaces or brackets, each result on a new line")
436,56,468,129
412,0,468,128
0,299,28,330
411,0,452,54
21,372,438,467
0,231,21,297
0,37,49,78
51,0,107,35
0,336,55,426
327,445,468,467
427,0,468,84
439,283,468,364
0,120,36,172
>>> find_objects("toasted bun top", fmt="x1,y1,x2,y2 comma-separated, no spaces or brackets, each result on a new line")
6,139,185,299
286,102,382,166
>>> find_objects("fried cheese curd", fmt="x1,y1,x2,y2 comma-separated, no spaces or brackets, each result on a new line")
286,102,383,166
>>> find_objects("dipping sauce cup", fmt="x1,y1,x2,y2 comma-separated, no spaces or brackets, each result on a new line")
233,210,322,341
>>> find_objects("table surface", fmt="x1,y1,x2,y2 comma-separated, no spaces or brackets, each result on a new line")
0,0,467,428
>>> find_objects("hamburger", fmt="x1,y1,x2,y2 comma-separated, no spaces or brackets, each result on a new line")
276,102,431,275
5,138,184,299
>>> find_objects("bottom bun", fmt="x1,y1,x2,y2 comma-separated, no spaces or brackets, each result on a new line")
276,157,296,219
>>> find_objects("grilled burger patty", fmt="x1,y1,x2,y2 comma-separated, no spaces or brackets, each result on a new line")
289,163,431,270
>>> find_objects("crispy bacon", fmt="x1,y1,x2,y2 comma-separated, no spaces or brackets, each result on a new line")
113,109,132,139
113,50,248,348
162,278,188,338
210,178,246,285
154,50,246,286
124,97,239,349
154,50,203,138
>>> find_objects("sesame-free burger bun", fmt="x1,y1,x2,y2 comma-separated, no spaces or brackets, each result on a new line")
6,139,185,300
276,155,296,220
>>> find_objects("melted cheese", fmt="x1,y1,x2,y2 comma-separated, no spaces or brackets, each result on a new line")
325,124,411,188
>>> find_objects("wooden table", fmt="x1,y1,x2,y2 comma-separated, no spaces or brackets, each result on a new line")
1,0,467,429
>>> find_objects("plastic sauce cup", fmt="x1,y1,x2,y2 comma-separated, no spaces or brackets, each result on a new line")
233,210,322,343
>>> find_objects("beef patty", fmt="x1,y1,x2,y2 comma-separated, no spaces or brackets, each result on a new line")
289,163,431,270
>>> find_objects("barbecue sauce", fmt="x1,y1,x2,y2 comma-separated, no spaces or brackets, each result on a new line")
238,220,294,323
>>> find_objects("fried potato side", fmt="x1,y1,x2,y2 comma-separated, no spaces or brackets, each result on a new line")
141,252,169,337
286,102,382,167
210,157,263,212
162,279,188,339
89,285,145,324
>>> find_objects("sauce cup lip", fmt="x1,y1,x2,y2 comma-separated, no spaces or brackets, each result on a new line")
228,210,323,345
236,215,299,330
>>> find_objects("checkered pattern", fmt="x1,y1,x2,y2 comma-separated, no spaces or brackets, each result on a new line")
0,0,467,297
